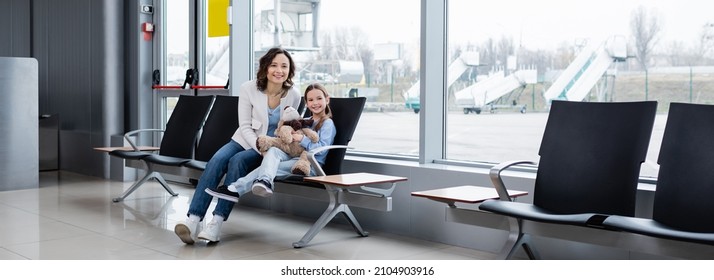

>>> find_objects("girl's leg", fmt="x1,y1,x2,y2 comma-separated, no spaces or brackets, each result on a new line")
254,147,293,185
250,156,302,198
273,158,304,178
227,167,261,195
217,149,284,199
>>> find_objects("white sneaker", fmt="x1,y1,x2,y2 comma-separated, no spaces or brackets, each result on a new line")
174,219,199,245
197,221,221,243
251,179,273,198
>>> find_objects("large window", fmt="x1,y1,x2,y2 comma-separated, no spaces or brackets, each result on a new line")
161,0,191,124
204,0,230,86
446,0,714,178
161,0,230,124
164,0,229,87
165,0,190,86
320,0,420,157
252,0,421,157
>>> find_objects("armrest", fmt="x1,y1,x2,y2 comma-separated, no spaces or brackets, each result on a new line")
489,160,536,201
306,145,352,176
123,128,165,151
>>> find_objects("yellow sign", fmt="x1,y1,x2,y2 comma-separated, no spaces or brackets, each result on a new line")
208,0,229,37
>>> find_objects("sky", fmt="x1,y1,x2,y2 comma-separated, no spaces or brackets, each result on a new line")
312,0,714,70
165,0,714,60
318,0,714,51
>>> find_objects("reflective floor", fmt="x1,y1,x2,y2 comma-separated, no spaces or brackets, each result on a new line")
0,171,497,260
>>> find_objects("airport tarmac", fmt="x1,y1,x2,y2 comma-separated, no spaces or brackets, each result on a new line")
351,110,666,178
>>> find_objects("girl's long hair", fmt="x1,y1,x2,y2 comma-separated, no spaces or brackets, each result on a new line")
304,83,332,131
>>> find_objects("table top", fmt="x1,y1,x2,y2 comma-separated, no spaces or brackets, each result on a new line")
305,172,408,187
411,185,528,204
93,146,160,152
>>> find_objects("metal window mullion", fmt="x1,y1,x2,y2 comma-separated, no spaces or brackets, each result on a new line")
419,0,447,164
154,0,167,139
196,0,206,86
229,0,254,96
188,0,199,91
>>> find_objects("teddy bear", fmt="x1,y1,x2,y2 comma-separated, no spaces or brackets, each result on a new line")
256,106,319,175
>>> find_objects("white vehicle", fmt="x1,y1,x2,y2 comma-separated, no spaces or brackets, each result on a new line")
454,68,537,114
543,36,627,103
404,52,480,113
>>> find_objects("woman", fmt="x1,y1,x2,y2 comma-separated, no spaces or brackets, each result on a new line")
174,47,302,244
206,83,335,202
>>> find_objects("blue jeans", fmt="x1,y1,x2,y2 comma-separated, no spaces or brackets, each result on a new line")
187,140,261,220
229,147,315,195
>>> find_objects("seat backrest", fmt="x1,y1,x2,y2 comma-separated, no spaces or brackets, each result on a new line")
320,97,367,175
534,100,657,216
653,103,714,233
159,95,214,158
194,95,240,161
297,97,306,116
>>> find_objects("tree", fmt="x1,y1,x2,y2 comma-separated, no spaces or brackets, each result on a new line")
553,41,576,70
480,38,497,71
477,36,513,73
319,26,370,61
518,48,553,77
692,22,714,65
630,6,662,70
665,40,686,66
318,27,373,83
497,36,515,74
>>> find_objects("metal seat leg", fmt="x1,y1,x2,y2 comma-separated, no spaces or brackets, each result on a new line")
113,162,177,202
293,186,368,248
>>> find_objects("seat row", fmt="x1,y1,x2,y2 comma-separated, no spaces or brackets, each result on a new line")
102,95,403,248
108,94,238,202
416,100,714,259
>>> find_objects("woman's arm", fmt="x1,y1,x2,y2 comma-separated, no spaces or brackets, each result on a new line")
238,82,261,151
